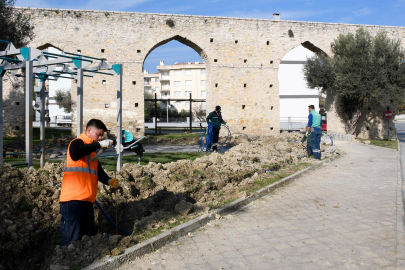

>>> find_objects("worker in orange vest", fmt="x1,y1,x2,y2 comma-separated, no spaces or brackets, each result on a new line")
59,119,118,246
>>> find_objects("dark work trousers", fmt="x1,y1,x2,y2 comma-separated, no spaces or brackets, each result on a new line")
311,128,322,159
212,128,220,148
307,144,313,157
60,200,96,246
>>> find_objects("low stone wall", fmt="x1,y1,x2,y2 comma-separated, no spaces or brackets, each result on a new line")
327,132,355,141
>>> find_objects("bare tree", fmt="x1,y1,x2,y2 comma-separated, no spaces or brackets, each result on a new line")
193,103,206,121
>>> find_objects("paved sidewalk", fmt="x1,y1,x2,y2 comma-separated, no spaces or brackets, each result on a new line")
119,142,399,270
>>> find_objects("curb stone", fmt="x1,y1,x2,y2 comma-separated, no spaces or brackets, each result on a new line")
396,141,405,268
80,154,340,270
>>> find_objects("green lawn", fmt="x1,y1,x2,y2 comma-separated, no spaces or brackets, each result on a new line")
99,152,208,171
4,128,72,145
4,152,208,170
149,133,200,139
369,139,398,150
2,157,63,169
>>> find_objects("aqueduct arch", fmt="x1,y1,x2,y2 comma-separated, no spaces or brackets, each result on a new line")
3,7,405,138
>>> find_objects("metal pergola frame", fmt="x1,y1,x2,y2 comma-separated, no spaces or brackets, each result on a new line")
0,40,124,170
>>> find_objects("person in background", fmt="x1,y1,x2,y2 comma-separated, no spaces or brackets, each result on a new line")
206,105,227,152
306,105,322,159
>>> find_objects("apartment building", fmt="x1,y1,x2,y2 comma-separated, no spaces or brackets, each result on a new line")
143,70,160,95
157,61,206,110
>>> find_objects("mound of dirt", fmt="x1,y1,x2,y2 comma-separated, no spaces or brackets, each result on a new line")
0,133,339,270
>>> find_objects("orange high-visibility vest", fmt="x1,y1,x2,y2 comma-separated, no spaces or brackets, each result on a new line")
60,133,99,203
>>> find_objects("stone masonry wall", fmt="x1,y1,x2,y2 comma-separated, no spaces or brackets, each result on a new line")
3,7,405,138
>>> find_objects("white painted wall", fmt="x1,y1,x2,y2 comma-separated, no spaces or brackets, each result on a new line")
278,45,320,129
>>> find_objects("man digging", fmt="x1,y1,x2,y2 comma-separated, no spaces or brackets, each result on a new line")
59,119,118,246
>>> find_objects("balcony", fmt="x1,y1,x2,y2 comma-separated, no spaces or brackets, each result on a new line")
144,82,151,86
161,95,170,100
160,74,170,81
161,85,170,91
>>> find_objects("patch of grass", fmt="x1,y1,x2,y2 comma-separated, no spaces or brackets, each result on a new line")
2,158,63,170
100,152,208,171
148,133,200,140
4,127,72,145
208,198,237,209
369,139,398,150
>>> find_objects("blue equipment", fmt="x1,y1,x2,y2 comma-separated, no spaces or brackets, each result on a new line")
198,124,258,153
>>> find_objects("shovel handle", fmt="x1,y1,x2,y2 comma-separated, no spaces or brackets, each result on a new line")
92,148,104,161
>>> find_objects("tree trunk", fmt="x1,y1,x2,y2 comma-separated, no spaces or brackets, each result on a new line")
344,102,363,135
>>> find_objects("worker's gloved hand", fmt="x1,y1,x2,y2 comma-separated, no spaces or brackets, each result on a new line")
299,143,302,146
305,132,308,137
99,139,113,149
108,178,119,188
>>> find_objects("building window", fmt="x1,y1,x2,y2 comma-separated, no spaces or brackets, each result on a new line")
174,102,181,108
201,69,206,75
174,70,181,76
201,91,206,97
155,87,160,92
185,101,190,107
174,91,181,97
155,78,160,83
174,81,181,87
201,101,206,108
200,80,206,86
185,91,192,97
185,80,192,86
185,69,192,76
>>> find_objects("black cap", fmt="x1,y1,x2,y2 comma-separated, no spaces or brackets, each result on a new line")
215,105,221,111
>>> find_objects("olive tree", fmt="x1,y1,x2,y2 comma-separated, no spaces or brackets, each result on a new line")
0,0,34,49
303,28,405,134
54,88,73,113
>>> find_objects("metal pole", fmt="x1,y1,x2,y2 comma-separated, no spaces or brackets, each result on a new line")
77,68,83,137
40,80,46,167
189,93,192,134
25,48,33,167
0,73,3,165
154,93,157,135
116,64,123,171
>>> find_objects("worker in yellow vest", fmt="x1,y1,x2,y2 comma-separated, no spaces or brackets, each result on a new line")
59,119,118,246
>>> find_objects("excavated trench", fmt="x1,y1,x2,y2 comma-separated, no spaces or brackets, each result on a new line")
0,133,338,270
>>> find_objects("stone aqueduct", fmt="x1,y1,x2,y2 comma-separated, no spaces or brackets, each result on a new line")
4,8,405,138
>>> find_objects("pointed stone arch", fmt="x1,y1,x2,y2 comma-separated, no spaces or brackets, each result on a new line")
142,35,209,70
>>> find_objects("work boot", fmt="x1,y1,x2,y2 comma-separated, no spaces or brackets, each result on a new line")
213,145,218,152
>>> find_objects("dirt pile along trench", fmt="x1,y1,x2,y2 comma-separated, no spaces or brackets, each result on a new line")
0,133,339,269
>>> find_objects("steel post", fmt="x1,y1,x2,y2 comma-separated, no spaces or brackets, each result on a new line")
40,80,46,167
77,68,83,137
154,93,157,134
116,64,123,171
25,49,33,167
0,73,3,165
189,93,192,134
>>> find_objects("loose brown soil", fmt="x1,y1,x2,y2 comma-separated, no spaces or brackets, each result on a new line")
0,132,338,270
